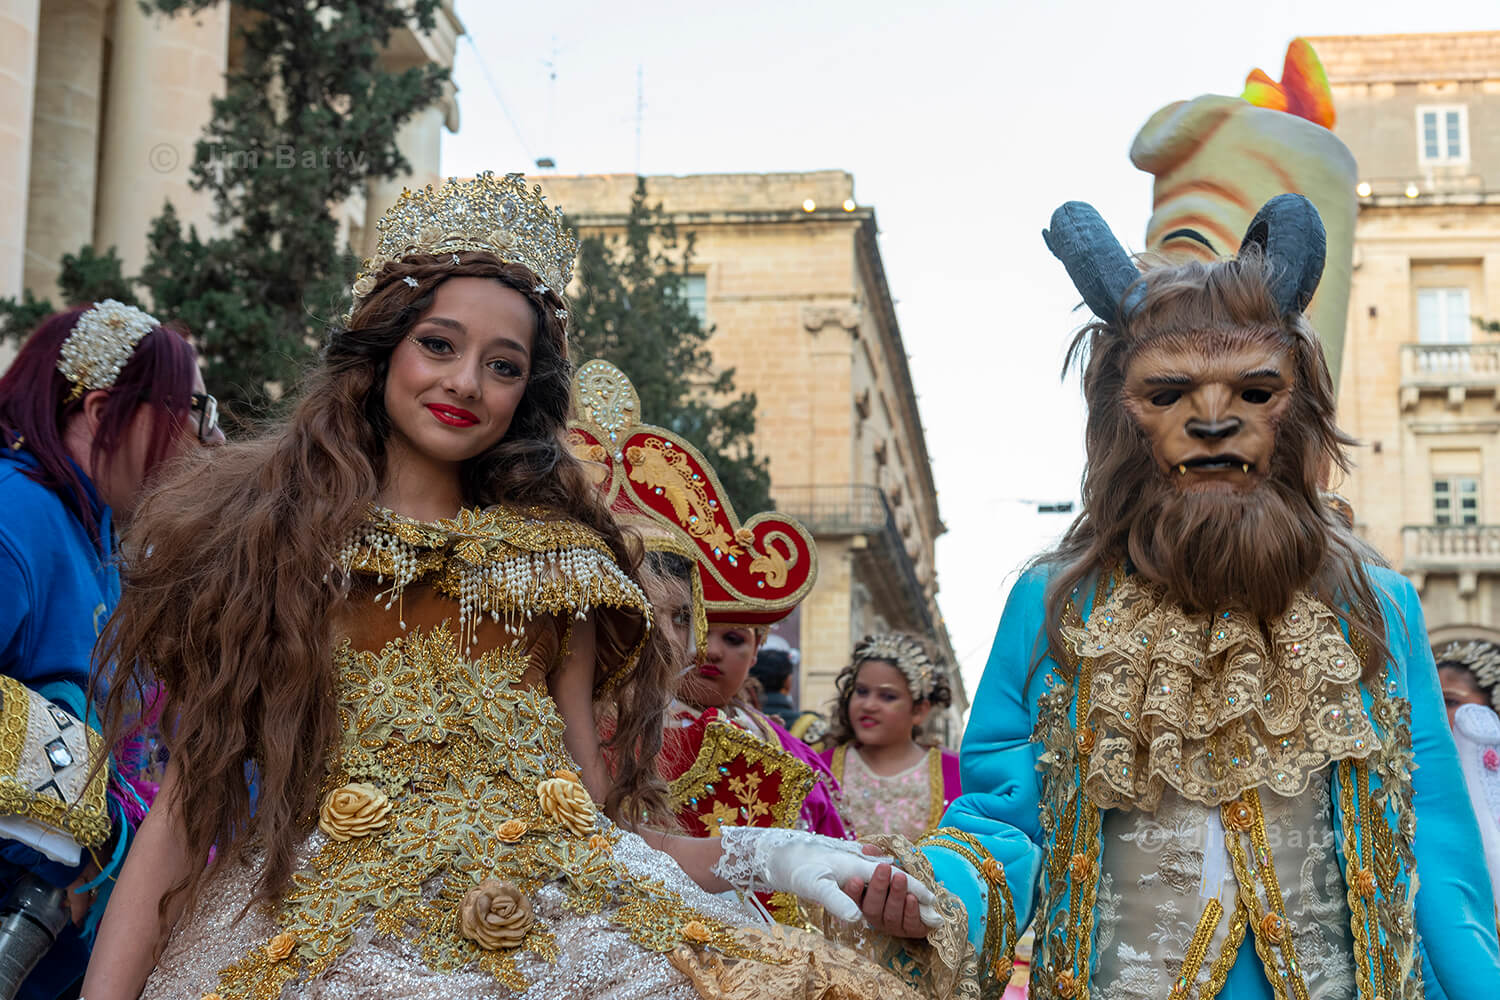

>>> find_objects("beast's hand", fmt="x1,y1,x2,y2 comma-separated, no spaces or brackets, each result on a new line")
841,845,933,938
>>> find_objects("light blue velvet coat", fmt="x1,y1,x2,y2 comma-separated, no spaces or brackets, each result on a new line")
923,564,1500,998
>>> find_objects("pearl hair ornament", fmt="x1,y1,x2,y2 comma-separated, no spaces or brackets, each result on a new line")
55,299,161,399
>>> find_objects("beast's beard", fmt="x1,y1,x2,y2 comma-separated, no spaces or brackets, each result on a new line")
1125,470,1328,622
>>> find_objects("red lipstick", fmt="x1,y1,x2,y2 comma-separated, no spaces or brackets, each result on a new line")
426,403,478,427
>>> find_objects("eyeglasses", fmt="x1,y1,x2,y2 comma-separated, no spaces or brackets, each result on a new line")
190,392,219,443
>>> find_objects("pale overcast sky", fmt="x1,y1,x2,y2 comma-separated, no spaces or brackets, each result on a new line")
442,0,1497,705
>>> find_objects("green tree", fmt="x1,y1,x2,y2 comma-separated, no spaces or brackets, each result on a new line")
132,0,448,423
569,179,771,515
0,246,141,343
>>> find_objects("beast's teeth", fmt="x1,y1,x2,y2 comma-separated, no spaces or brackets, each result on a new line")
1178,464,1187,475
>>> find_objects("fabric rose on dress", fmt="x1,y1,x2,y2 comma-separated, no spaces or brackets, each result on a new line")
319,782,393,842
265,932,297,961
460,878,533,950
496,818,528,843
536,775,595,836
680,919,711,943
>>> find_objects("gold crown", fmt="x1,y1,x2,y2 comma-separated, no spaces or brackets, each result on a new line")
351,172,578,304
57,299,161,398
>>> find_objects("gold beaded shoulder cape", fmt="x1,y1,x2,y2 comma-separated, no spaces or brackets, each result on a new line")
139,505,930,1000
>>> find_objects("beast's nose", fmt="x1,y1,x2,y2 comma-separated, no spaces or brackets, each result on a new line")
1185,417,1241,441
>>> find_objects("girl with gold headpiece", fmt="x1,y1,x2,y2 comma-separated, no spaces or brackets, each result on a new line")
80,175,945,1000
819,634,962,843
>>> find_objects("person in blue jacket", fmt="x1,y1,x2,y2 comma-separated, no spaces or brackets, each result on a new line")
857,196,1500,999
0,302,220,999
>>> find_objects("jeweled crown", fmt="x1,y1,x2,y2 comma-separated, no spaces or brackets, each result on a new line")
351,172,578,304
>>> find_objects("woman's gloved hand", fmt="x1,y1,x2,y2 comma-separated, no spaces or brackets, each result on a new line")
713,826,942,929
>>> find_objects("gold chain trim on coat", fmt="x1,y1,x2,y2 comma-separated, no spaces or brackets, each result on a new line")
1202,899,1251,1000
1170,898,1223,1000
1221,788,1310,1000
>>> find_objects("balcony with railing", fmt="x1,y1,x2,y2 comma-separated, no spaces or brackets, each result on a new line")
1403,524,1500,570
774,484,934,637
1399,343,1500,408
1357,173,1496,206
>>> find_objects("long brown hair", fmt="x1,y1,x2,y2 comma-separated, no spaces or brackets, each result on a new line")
94,253,671,924
1035,248,1389,680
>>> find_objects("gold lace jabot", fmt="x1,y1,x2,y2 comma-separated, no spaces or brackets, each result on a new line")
1064,577,1379,810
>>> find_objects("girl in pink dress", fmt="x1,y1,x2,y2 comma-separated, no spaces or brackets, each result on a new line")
819,634,961,843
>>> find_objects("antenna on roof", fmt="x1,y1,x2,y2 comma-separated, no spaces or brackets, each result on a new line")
634,64,645,175
536,36,560,172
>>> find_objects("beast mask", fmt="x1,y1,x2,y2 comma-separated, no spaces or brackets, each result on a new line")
1041,194,1375,624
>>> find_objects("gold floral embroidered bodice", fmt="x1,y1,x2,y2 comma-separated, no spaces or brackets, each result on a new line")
210,505,759,998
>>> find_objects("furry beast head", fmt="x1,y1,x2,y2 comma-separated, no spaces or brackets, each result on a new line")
1037,217,1388,674
1072,249,1349,619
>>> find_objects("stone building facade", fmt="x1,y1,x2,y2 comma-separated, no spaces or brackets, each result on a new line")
1,0,461,323
1314,31,1500,648
532,172,965,733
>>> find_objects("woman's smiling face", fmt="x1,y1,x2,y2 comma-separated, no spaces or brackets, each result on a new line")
383,277,534,467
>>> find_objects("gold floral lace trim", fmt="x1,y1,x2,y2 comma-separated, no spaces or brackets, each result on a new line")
336,504,650,689
1062,578,1379,810
667,921,930,1000
917,827,1014,997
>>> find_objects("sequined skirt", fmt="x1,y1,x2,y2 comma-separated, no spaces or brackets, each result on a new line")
142,831,741,1000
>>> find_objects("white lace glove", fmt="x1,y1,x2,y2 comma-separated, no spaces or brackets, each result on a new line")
713,827,942,928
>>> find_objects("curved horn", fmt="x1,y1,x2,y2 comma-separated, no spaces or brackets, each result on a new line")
1043,201,1144,324
1238,193,1326,316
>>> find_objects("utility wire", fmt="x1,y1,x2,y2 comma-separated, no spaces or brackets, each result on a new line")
460,33,535,164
